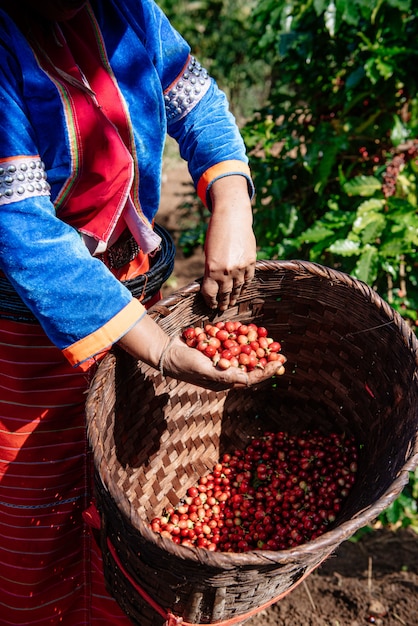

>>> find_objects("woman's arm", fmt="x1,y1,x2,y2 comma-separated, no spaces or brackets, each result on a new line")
202,174,256,311
117,312,282,390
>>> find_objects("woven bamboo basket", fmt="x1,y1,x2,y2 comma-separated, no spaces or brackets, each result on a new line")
86,259,418,626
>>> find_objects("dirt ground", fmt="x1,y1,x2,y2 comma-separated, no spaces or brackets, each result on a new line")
158,159,418,626
159,155,206,298
245,526,418,626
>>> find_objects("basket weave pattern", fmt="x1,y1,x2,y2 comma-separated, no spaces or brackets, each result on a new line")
86,260,418,625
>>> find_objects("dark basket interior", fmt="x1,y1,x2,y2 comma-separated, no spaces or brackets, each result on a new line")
86,260,418,625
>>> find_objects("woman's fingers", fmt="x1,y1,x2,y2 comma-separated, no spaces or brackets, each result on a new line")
201,267,254,311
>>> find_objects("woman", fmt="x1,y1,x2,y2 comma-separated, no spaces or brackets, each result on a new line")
0,1,276,623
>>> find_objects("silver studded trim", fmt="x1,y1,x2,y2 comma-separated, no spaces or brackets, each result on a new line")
164,56,211,123
0,157,51,206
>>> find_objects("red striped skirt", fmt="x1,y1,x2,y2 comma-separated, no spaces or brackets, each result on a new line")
0,252,157,625
0,318,134,625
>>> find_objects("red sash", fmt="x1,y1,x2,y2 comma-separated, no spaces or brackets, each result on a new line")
30,7,149,251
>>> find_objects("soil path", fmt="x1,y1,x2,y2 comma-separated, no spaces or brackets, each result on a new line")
159,158,205,299
158,160,418,626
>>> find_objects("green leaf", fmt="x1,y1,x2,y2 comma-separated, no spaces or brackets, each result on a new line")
313,0,327,15
383,500,402,525
387,0,411,10
379,234,416,258
364,58,382,85
374,58,394,80
353,213,386,243
329,238,360,255
338,0,362,27
356,198,386,213
391,114,410,146
345,66,365,89
386,197,417,218
343,175,382,197
299,224,335,243
354,245,379,283
313,135,348,194
352,198,386,242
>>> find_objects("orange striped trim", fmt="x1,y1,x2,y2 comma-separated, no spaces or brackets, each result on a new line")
0,154,39,164
62,299,146,369
196,160,252,208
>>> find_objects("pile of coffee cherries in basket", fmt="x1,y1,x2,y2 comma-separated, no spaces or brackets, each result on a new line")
181,320,287,373
150,429,359,552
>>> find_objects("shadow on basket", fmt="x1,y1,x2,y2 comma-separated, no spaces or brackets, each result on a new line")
86,259,418,626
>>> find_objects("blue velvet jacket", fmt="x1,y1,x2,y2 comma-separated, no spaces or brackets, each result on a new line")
0,0,252,368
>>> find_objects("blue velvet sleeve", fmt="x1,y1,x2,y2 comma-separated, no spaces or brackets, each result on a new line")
0,20,136,352
168,81,250,192
145,0,250,188
0,195,135,350
118,0,250,193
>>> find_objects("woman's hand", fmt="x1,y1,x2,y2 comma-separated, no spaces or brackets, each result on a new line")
201,175,256,311
159,336,283,391
117,314,283,391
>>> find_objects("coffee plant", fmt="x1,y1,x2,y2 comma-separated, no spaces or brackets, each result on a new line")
158,0,269,120
242,0,418,327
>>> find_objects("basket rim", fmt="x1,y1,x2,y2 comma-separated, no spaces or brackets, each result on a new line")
149,259,418,366
90,259,418,568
